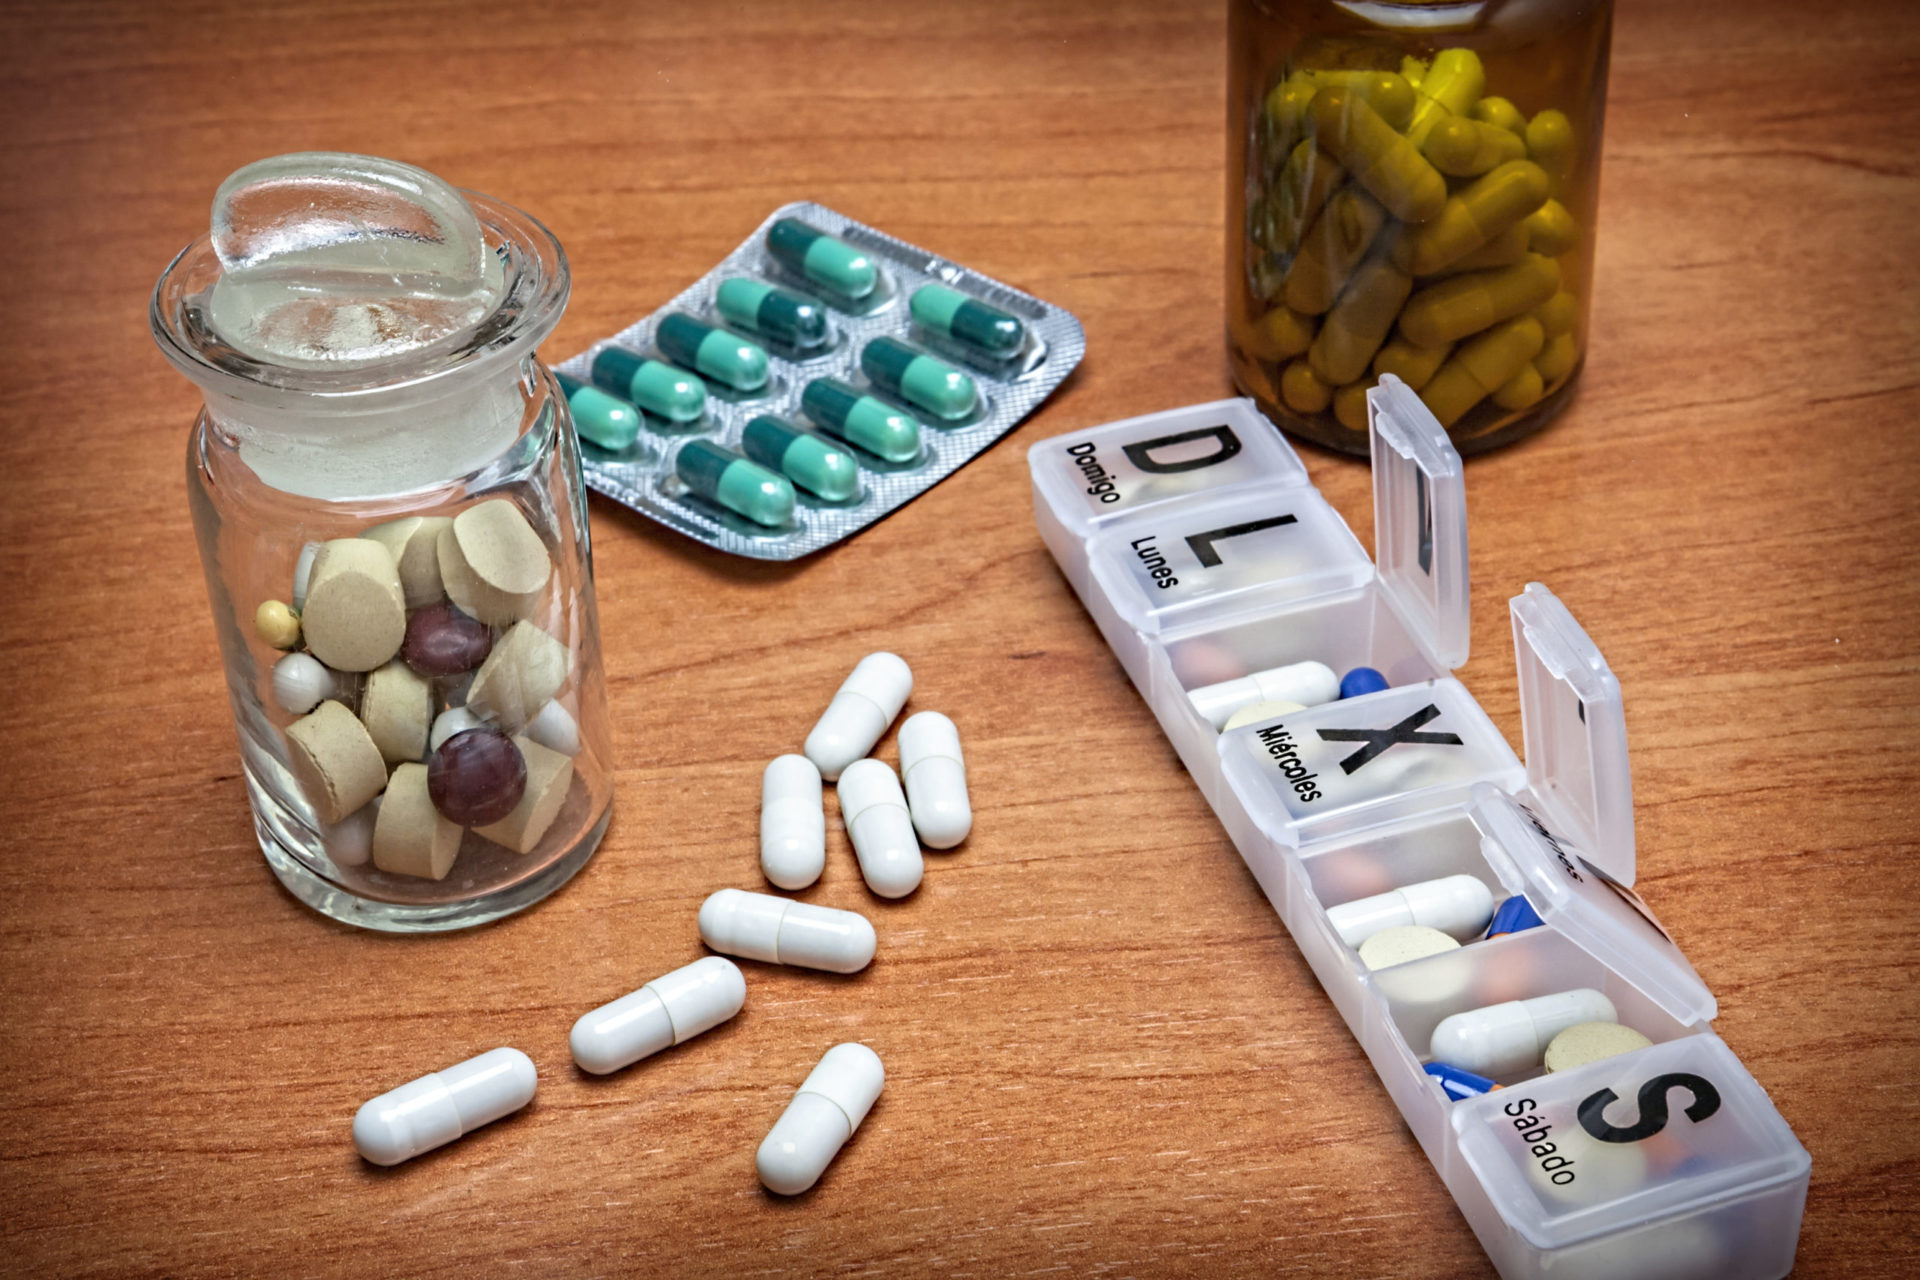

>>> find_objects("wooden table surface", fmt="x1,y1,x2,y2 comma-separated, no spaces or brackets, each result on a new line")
3,0,1916,1275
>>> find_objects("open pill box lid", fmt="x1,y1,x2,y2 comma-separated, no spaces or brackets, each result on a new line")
1370,378,1471,670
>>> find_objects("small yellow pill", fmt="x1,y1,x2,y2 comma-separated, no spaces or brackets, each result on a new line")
1535,331,1578,384
1471,96,1525,135
1300,70,1417,130
1431,222,1529,276
1398,253,1560,348
1526,109,1576,189
1262,76,1318,159
1400,55,1428,90
1401,160,1551,275
1405,48,1486,147
1246,303,1318,360
1544,1021,1653,1073
1281,359,1334,414
1423,115,1527,177
255,599,302,650
1419,315,1545,428
1286,186,1387,315
1524,198,1579,256
1492,362,1544,411
1270,140,1345,254
1332,378,1375,433
1372,336,1453,390
1309,256,1413,387
1309,87,1448,224
1533,290,1578,339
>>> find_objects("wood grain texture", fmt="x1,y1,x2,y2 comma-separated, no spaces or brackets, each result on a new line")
1,0,1916,1275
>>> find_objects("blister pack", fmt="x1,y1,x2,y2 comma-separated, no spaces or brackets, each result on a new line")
561,201,1086,560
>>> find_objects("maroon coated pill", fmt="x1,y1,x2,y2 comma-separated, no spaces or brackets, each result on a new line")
427,727,526,825
402,602,493,677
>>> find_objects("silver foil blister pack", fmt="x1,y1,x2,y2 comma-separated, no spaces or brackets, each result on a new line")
562,201,1086,560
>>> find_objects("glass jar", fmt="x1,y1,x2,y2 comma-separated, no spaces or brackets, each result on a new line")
151,153,613,932
1227,0,1611,454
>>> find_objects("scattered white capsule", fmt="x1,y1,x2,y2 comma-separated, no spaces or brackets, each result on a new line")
429,705,484,752
351,1047,536,1166
569,956,746,1075
272,652,335,715
524,699,580,757
804,652,912,780
757,1042,885,1196
291,540,321,612
897,711,970,849
698,888,876,973
837,759,923,898
1430,988,1618,1079
762,754,826,890
1326,874,1496,948
325,799,379,868
1187,660,1339,730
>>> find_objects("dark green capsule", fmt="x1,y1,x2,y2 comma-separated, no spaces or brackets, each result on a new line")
555,371,642,451
766,217,877,299
590,346,707,422
860,336,978,421
715,277,829,350
742,415,861,502
800,378,922,464
910,283,1026,357
675,439,795,528
656,313,770,393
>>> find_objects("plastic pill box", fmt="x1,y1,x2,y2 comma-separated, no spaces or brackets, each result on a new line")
1029,380,1810,1280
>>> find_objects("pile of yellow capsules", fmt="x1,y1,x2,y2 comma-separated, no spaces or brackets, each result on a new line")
1246,48,1581,436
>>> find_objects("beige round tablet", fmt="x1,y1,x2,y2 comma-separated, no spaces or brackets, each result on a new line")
285,700,387,824
300,538,406,672
360,661,432,765
362,515,452,610
438,500,551,625
372,762,462,880
467,619,570,731
1544,1021,1654,1073
1357,924,1461,971
474,737,574,854
1221,699,1307,732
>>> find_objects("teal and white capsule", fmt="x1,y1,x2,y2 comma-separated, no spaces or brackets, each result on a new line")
675,439,796,528
656,313,770,393
860,336,978,421
766,217,878,299
555,371,641,451
716,277,829,350
800,378,922,464
910,283,1026,358
590,347,707,423
742,414,861,502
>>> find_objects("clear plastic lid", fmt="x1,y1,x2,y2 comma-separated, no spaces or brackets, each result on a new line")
1509,583,1636,883
1368,376,1470,671
1475,785,1713,1026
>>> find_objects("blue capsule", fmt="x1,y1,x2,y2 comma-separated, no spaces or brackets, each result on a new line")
1485,895,1545,939
1340,667,1390,699
1425,1061,1501,1102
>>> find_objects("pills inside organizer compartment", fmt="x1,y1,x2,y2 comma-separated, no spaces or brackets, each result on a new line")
568,201,1085,560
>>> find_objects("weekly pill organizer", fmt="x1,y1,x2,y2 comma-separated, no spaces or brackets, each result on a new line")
1029,381,1810,1280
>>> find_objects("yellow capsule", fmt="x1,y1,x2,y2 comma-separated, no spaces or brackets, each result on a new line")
254,599,302,650
1400,55,1428,89
1423,115,1527,177
1534,290,1578,339
1246,303,1318,360
1270,140,1344,254
1524,198,1579,255
1299,70,1417,130
1419,316,1545,428
1333,379,1375,433
1472,96,1525,135
1262,76,1319,160
1401,160,1551,275
1249,249,1288,302
1286,187,1387,315
1309,256,1413,387
1398,253,1560,348
1373,336,1453,391
1492,363,1545,411
1281,359,1334,414
1526,109,1576,190
1405,48,1486,147
1535,332,1579,384
1309,88,1447,224
1430,222,1528,276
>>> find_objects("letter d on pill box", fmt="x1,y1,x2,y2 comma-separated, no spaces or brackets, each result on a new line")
757,1043,885,1195
699,889,877,973
352,1047,537,1166
804,652,912,780
570,956,747,1075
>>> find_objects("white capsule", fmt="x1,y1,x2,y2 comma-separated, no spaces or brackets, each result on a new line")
897,711,971,849
698,888,876,973
569,956,746,1075
351,1047,536,1166
756,1042,885,1195
1187,660,1339,730
524,699,580,757
291,540,321,613
837,759,923,898
1326,874,1496,948
761,754,826,890
325,799,379,868
803,652,913,780
1430,988,1618,1079
429,705,484,752
272,652,335,715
